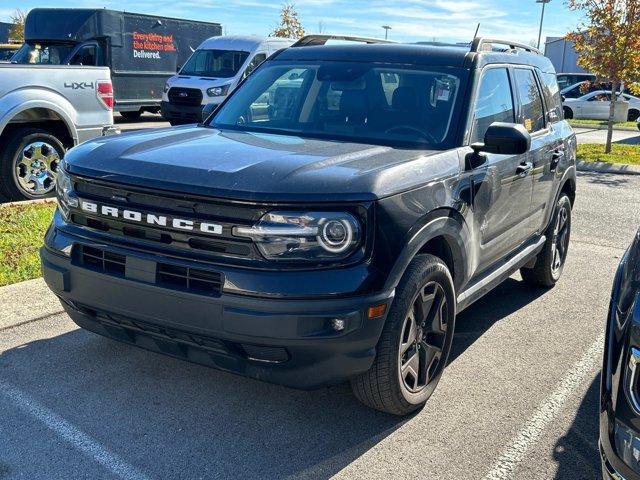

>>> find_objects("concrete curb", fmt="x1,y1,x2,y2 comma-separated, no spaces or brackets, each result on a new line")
577,160,640,175
0,278,63,331
571,123,639,132
0,198,57,209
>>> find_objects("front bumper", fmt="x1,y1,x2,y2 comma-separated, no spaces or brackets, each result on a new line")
41,226,393,390
160,101,205,124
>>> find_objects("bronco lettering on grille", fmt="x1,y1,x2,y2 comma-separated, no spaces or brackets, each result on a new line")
80,201,223,235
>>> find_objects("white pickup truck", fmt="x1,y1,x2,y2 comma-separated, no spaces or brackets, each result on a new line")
0,64,118,200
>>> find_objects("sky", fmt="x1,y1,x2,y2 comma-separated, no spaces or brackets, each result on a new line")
0,0,584,46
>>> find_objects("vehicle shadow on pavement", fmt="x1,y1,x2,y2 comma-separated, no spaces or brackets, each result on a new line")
451,277,549,363
578,171,630,188
1,326,411,479
553,375,601,479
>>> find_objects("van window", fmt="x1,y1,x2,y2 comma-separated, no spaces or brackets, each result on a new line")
244,53,267,77
471,68,515,143
514,69,545,133
539,72,562,122
69,44,97,66
180,49,250,78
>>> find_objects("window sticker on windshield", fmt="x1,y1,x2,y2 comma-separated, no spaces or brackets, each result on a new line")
431,78,454,106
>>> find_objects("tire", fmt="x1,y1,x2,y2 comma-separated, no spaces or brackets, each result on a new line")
351,254,456,415
628,109,640,122
0,127,66,200
520,194,572,288
120,110,142,121
563,106,574,120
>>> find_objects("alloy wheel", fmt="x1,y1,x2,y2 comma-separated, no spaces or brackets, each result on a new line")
398,281,449,394
14,141,61,196
551,203,570,275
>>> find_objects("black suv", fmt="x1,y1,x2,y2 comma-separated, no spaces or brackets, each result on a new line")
601,228,640,479
42,36,576,415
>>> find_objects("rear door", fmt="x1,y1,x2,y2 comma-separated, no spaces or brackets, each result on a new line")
527,70,565,234
469,66,535,272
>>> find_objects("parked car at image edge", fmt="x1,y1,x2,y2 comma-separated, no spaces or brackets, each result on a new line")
563,90,640,122
601,228,640,480
161,36,296,125
41,36,577,415
0,64,117,200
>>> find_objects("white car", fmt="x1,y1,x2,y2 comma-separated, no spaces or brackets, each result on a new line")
160,36,296,125
563,90,640,121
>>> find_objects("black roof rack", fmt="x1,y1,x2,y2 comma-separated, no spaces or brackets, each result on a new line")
292,34,395,47
471,37,542,55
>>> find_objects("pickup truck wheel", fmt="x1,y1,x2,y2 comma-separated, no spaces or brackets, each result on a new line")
0,128,65,200
520,194,572,288
351,254,455,415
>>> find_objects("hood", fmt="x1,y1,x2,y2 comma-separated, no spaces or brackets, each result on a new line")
65,126,459,203
168,75,234,88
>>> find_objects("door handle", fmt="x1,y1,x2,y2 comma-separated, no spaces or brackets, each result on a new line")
516,161,534,177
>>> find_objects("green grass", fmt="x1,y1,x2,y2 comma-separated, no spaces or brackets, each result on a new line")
0,202,55,286
568,119,638,129
577,143,640,165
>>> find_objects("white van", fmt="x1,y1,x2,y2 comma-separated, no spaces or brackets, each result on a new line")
160,35,295,125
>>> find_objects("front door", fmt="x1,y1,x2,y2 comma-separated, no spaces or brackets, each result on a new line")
469,66,534,273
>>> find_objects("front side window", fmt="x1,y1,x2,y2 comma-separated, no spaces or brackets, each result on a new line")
514,69,546,133
244,53,267,77
471,68,515,143
180,49,250,78
210,61,465,148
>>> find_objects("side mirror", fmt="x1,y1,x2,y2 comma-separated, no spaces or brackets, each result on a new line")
561,95,566,102
466,123,531,170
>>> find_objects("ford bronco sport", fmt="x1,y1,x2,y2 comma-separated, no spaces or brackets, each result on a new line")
41,36,576,415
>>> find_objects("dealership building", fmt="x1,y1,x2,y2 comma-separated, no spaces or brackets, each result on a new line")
544,36,588,74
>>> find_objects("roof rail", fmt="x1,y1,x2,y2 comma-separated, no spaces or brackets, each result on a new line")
471,37,542,55
292,34,395,47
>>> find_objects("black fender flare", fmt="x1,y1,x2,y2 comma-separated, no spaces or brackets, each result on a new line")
382,209,472,294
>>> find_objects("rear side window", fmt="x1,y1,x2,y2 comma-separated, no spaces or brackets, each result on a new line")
514,69,545,133
471,68,515,143
539,72,562,122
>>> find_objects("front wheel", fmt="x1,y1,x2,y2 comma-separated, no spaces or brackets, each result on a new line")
563,106,574,120
351,254,456,415
520,194,572,288
0,127,66,200
628,109,640,122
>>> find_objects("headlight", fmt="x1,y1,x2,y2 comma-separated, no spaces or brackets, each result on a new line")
206,84,230,97
234,211,361,262
55,163,77,219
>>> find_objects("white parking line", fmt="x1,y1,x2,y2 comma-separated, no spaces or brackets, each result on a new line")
0,381,150,480
484,332,605,480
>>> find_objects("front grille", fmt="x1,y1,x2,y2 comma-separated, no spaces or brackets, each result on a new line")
70,176,263,261
168,87,203,106
157,263,223,296
79,245,126,276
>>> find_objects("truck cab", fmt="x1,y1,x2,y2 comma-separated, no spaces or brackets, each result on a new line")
160,36,295,125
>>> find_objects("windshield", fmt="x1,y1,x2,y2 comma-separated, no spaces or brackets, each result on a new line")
180,49,250,78
12,42,74,65
210,61,465,148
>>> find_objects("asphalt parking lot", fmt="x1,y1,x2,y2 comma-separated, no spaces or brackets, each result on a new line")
1,171,639,479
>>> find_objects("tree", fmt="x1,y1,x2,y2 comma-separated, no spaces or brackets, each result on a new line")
272,4,305,39
9,9,27,42
566,0,640,153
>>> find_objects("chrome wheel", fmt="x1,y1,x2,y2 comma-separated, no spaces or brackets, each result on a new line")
398,281,449,394
551,203,570,276
14,141,61,196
